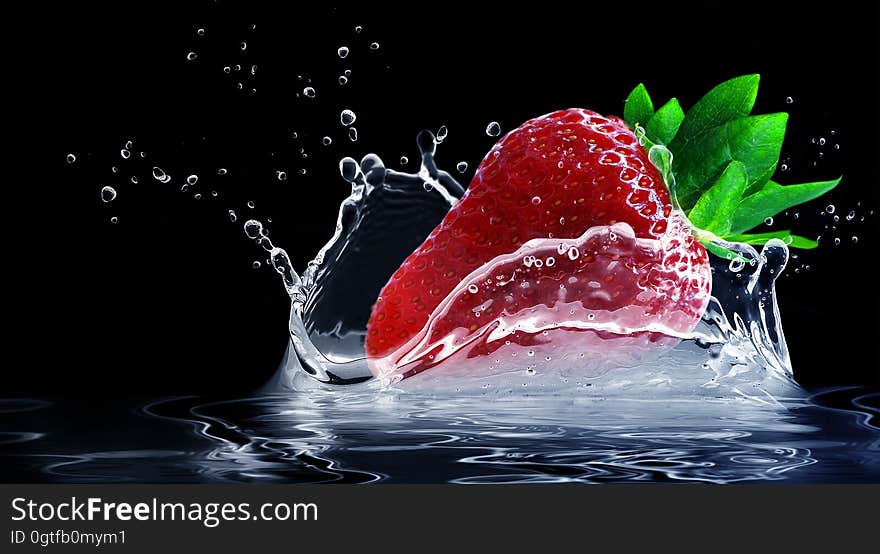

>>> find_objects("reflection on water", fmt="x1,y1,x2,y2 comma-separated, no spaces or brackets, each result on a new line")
1,388,877,483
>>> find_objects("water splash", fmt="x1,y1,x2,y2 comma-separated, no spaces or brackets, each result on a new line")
246,129,798,398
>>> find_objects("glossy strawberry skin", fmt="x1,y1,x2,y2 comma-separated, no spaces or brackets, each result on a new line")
365,108,711,378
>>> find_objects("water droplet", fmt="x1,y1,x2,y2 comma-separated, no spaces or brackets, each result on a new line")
567,247,580,260
852,236,859,244
833,215,839,222
196,27,205,36
223,66,231,73
486,121,501,136
303,87,316,98
526,368,536,375
240,41,247,51
764,216,774,226
338,75,348,85
236,82,243,90
322,136,332,146
456,161,468,173
111,166,118,173
217,168,228,176
110,216,118,224
785,96,793,104
546,257,556,267
826,204,835,214
120,149,131,159
100,186,117,203
531,196,541,205
66,153,76,163
467,284,478,294
340,109,356,126
526,350,535,357
400,156,409,165
228,210,237,222
252,261,261,269
276,170,287,181
780,163,789,172
247,201,255,209
819,137,826,146
244,219,263,239
298,168,307,175
211,190,218,197
834,237,841,246
194,193,202,200
186,174,198,186
833,143,840,150
337,46,349,58
846,210,855,221
186,51,197,61
436,125,448,142
369,42,380,50
234,64,241,72
152,166,167,181
344,69,351,77
354,25,363,33
130,176,138,184
348,127,358,141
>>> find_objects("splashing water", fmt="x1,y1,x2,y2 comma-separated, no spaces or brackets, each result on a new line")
244,129,800,401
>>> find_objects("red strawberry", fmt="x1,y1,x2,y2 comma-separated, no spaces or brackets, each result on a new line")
365,108,712,380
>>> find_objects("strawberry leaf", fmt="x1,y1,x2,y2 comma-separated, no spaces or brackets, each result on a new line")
624,84,654,128
671,113,788,209
687,161,747,235
672,74,760,142
726,231,819,249
728,177,841,235
645,98,684,145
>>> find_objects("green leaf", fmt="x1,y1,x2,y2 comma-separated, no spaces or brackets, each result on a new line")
671,113,788,209
688,161,747,235
624,84,654,128
673,74,760,142
703,241,753,263
728,177,841,235
645,98,684,145
726,230,819,249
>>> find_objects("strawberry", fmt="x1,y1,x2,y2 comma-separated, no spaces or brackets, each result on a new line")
365,76,840,381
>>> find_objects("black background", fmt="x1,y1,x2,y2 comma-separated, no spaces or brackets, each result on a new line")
9,1,879,395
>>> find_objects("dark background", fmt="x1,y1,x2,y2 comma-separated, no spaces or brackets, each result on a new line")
8,1,879,395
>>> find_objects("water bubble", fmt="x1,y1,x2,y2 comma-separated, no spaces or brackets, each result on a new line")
247,201,255,209
66,153,76,163
152,166,167,181
110,216,118,224
486,121,501,136
819,137,826,146
236,82,243,90
196,27,205,36
124,140,132,150
785,96,793,104
303,87,316,98
354,25,363,33
298,168,307,175
400,156,408,165
194,193,202,200
344,69,351,77
337,46,349,58
186,51,197,61
834,237,841,246
852,236,859,244
527,350,535,357
369,42,380,50
120,149,131,159
100,186,117,203
780,163,788,172
276,170,287,181
826,204,835,214
131,176,138,184
348,127,358,141
340,109,356,126
764,217,774,226
833,215,839,222
244,219,263,239
567,247,580,260
186,174,198,186
234,64,241,71
436,125,448,142
223,66,231,73
111,166,118,173
467,284,479,294
322,136,332,146
456,161,468,173
846,210,855,221
217,168,228,176
526,368,536,375
338,75,348,85
546,257,556,267
531,196,541,205
240,41,247,51
252,261,261,269
228,209,237,222
211,190,218,197
834,143,840,150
